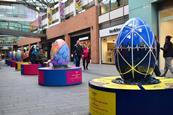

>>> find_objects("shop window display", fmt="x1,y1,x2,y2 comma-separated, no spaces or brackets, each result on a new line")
101,36,116,64
110,0,121,11
99,0,110,14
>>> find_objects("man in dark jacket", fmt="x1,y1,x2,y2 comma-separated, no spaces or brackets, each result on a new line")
74,40,83,67
160,35,173,77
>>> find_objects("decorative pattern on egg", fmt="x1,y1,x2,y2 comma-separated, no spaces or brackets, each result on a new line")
50,39,70,66
115,18,157,82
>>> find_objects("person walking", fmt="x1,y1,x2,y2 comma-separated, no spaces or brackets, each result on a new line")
73,40,83,67
160,35,173,77
154,36,161,76
82,43,90,70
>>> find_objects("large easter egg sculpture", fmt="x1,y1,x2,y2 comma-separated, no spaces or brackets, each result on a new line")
16,49,22,61
50,39,70,67
8,51,13,59
115,18,158,84
12,51,16,60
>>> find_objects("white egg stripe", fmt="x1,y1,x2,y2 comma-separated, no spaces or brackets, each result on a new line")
134,69,148,76
119,52,154,76
117,47,153,75
145,51,152,78
118,25,152,49
132,19,135,79
134,31,150,47
144,25,151,45
116,30,123,46
124,26,133,30
134,50,150,68
118,30,132,48
116,18,158,78
117,49,132,68
135,25,146,29
119,70,132,75
151,50,157,62
116,49,122,74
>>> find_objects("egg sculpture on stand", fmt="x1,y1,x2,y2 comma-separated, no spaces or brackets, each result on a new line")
38,39,82,86
50,39,70,68
16,49,22,62
114,18,159,84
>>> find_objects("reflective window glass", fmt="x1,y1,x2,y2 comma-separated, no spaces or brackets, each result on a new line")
99,0,110,14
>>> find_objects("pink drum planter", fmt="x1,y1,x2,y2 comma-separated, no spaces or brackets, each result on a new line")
38,67,82,86
21,64,41,75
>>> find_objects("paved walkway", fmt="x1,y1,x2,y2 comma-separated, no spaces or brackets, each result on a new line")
0,60,172,115
0,60,118,115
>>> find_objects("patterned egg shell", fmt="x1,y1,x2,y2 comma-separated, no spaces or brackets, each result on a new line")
12,51,16,60
16,50,22,61
8,51,13,59
51,39,70,66
115,18,157,82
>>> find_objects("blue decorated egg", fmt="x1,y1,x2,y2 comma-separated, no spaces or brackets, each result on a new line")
50,39,70,66
16,49,22,61
115,18,157,83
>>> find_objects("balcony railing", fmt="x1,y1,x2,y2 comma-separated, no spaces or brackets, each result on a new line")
0,20,38,32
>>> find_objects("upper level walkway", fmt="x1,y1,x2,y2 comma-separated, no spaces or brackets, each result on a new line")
0,20,45,38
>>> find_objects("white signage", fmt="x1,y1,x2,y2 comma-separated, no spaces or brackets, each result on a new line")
79,36,89,41
99,24,122,37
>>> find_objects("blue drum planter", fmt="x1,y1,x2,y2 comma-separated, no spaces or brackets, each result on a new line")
38,39,82,86
38,67,82,86
89,18,173,115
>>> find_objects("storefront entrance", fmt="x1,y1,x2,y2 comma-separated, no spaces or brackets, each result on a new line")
101,35,116,64
159,7,173,69
70,33,91,61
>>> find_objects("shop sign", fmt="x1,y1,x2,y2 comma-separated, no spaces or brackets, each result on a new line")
99,25,122,37
109,28,121,34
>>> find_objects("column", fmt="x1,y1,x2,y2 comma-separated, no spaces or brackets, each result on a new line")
65,34,71,50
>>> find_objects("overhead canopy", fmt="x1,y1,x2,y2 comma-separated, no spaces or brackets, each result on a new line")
20,0,59,12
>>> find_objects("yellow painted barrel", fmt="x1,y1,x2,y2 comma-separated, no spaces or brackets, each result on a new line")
89,76,173,115
15,62,29,71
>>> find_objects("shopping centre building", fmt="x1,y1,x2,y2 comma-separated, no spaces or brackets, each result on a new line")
15,0,129,64
1,0,173,67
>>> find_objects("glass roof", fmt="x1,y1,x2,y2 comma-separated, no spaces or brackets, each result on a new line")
20,0,59,12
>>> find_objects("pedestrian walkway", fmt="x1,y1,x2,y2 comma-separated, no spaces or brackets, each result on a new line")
0,60,172,115
0,61,118,115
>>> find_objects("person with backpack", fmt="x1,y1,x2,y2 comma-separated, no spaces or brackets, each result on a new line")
160,35,173,77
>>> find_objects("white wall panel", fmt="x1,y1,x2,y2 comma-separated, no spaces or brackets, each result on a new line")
99,13,109,23
110,7,123,20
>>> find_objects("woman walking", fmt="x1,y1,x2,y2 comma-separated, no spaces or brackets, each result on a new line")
82,43,90,70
